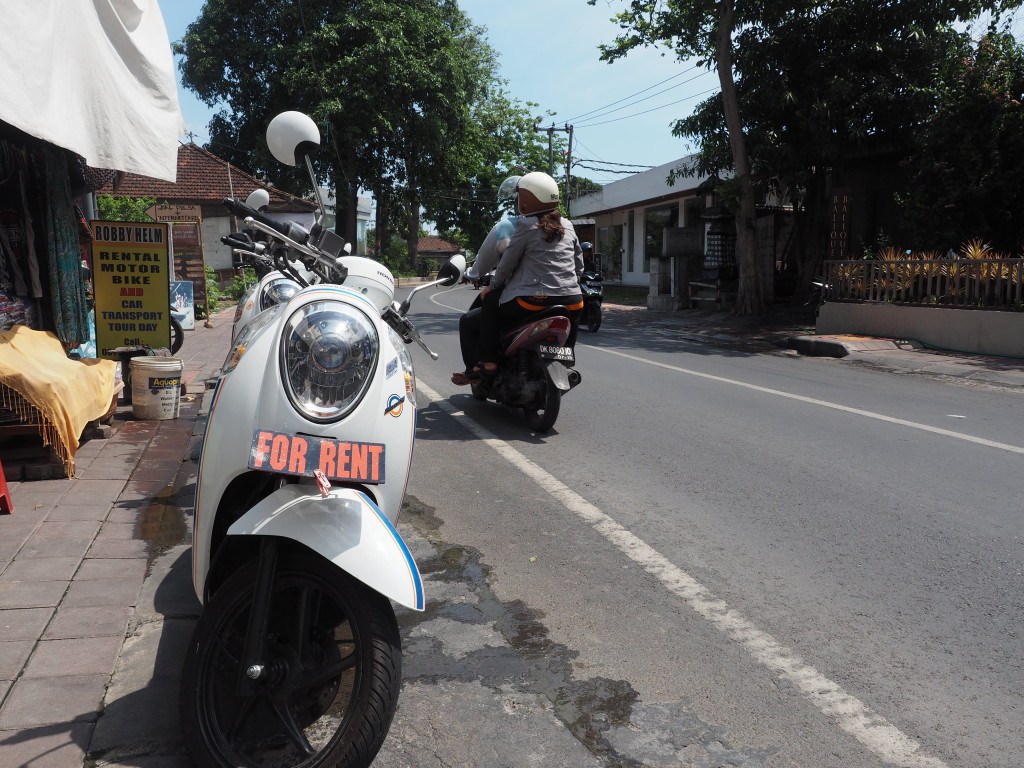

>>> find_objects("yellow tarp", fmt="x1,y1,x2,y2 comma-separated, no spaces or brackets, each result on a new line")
0,325,117,476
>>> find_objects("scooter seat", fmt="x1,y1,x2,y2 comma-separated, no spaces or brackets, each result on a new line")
520,305,570,322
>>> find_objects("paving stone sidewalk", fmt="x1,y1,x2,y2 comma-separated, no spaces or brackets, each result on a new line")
0,309,232,768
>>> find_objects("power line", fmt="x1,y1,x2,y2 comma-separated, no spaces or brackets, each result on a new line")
574,162,643,175
570,68,717,125
577,159,654,169
576,86,721,128
564,67,702,123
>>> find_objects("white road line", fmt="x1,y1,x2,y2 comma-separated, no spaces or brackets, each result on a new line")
593,346,1024,455
418,380,949,768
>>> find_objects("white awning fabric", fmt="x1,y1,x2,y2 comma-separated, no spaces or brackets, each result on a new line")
0,0,184,182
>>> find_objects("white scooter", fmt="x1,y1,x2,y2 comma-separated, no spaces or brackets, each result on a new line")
181,111,465,768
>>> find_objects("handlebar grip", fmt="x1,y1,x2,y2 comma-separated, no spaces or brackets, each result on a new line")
222,197,290,237
221,231,254,251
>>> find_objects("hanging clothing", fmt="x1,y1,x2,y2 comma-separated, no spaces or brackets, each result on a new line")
34,147,90,347
0,157,43,298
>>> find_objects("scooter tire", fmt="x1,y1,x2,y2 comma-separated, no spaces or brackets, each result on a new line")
585,304,602,333
180,546,401,768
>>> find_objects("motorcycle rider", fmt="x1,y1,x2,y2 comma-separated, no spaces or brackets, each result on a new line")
472,171,583,378
581,241,598,273
451,175,520,386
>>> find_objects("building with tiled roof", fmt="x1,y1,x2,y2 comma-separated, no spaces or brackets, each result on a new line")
415,237,463,274
94,142,317,277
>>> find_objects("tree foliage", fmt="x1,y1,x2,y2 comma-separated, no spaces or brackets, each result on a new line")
175,0,553,263
593,0,1022,311
97,195,157,222
898,29,1024,253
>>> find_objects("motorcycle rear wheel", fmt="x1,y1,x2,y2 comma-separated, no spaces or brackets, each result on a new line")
523,367,560,432
181,548,401,768
585,303,602,333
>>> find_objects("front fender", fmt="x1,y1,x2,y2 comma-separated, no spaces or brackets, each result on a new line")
226,485,424,611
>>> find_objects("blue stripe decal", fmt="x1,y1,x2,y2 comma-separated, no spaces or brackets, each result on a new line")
356,490,424,610
301,285,378,312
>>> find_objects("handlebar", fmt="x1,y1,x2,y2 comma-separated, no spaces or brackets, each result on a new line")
222,197,291,237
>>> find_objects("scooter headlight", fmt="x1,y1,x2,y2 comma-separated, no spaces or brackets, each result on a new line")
281,301,379,422
223,304,282,374
259,276,301,311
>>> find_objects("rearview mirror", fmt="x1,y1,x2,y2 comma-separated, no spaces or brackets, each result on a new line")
437,255,466,287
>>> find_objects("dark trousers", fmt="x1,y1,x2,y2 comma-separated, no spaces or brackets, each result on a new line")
476,292,582,364
458,306,482,371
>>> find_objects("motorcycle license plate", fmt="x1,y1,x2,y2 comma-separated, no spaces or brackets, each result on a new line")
539,344,574,363
249,429,385,484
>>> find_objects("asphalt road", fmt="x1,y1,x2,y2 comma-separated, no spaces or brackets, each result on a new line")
379,284,1023,768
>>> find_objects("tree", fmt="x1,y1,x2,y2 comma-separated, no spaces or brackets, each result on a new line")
593,0,765,314
592,0,1020,312
175,0,548,263
898,29,1024,253
679,2,1009,291
97,195,156,222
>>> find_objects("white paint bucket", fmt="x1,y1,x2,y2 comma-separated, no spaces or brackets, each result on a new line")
130,356,183,420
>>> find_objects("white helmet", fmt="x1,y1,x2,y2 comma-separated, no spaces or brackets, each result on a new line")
497,175,521,202
266,111,321,166
517,171,559,204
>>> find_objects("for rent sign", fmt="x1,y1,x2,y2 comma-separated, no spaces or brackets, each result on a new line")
91,221,171,358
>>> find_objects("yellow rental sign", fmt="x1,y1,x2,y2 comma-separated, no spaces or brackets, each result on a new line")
91,221,171,359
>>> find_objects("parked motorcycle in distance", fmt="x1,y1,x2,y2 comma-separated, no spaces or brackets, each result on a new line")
470,306,582,432
181,110,465,768
580,268,604,332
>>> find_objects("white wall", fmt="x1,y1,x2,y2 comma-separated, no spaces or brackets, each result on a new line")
818,303,1024,358
573,156,704,287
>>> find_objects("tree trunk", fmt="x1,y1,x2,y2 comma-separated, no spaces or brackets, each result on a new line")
405,192,419,272
330,136,359,249
716,0,765,316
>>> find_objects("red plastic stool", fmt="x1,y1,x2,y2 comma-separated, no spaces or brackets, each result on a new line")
0,459,13,514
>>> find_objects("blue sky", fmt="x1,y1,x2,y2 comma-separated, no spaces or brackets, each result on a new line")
156,0,721,184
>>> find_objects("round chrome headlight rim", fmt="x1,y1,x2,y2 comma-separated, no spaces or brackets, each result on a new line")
279,301,379,423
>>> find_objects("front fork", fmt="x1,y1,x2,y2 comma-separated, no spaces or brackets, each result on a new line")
236,535,279,697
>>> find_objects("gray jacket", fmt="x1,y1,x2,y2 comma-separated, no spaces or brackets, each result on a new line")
491,215,583,303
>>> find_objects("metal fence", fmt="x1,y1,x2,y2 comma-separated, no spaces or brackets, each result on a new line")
822,259,1024,311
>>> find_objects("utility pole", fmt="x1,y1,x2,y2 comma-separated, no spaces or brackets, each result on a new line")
533,122,573,207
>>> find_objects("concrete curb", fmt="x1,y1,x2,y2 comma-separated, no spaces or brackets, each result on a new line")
782,335,923,358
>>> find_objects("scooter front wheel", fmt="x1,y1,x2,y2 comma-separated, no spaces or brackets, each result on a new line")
585,303,602,333
181,547,401,768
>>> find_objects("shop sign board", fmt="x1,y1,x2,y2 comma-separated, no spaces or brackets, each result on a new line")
146,203,202,223
91,221,171,359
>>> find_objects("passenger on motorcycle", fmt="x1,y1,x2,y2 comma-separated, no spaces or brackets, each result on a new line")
472,171,583,378
452,175,520,386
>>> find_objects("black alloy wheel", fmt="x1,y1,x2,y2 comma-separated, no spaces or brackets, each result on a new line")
180,548,401,768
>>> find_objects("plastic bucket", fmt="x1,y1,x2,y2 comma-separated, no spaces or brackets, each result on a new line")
130,356,183,420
